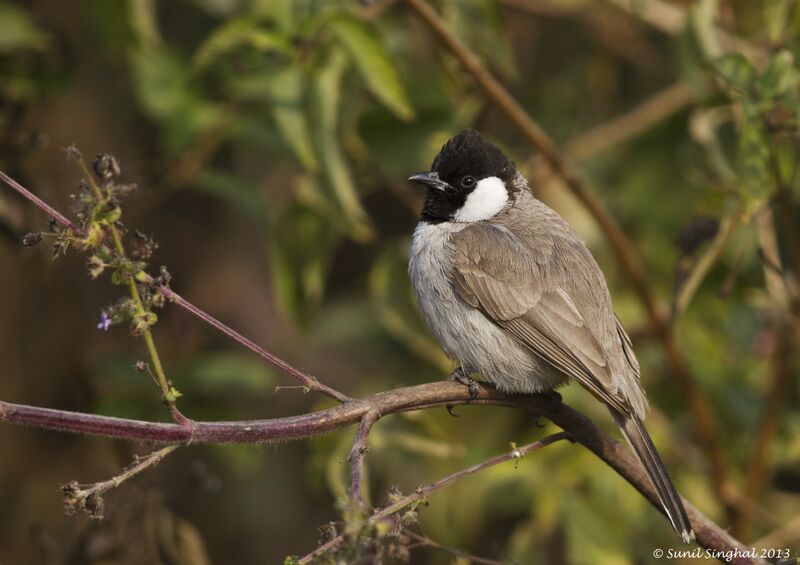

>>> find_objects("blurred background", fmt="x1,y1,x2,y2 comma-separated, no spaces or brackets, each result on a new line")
0,0,798,563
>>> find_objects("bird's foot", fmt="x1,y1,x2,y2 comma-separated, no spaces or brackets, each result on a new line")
543,390,562,405
447,367,480,400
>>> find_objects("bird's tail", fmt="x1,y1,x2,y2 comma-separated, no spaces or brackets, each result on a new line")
612,411,695,543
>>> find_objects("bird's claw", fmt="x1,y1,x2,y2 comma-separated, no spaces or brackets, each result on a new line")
543,390,562,405
447,367,480,400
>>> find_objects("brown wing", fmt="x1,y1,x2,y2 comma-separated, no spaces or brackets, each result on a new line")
450,222,630,414
615,314,641,377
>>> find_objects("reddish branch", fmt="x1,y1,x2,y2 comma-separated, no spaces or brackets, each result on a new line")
0,382,765,564
155,284,350,403
347,410,380,504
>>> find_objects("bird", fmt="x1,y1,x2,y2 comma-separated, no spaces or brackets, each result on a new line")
407,128,694,543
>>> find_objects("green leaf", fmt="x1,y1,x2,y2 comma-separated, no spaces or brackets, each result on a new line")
737,105,772,203
130,45,225,152
165,386,183,402
188,351,275,394
712,53,757,97
328,14,414,121
195,169,265,222
270,202,339,326
760,50,800,100
0,2,50,52
128,0,161,48
764,0,792,44
311,48,374,241
131,46,187,117
691,0,722,59
266,66,318,170
193,17,292,70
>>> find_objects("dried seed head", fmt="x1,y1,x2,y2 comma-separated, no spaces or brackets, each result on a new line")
158,265,171,286
92,153,121,181
63,144,82,161
131,230,159,261
22,233,43,247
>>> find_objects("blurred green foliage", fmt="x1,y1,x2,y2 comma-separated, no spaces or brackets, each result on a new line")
1,0,799,564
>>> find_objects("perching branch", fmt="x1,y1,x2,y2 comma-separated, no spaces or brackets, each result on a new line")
0,381,766,564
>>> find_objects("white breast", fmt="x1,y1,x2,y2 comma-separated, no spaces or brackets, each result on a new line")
408,221,566,394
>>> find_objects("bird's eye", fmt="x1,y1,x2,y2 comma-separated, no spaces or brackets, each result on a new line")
461,175,476,188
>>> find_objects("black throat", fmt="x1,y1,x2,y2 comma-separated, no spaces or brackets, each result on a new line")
420,189,467,223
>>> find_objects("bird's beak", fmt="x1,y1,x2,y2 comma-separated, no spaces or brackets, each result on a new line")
408,171,449,191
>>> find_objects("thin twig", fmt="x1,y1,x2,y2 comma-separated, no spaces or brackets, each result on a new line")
155,283,351,403
0,168,350,404
565,82,695,162
673,206,745,319
404,529,508,565
524,81,695,179
0,169,77,230
348,410,380,505
298,433,569,564
755,206,790,307
403,0,732,521
61,444,178,519
753,514,800,551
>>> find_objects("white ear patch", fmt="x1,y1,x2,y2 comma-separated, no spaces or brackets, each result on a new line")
452,176,508,222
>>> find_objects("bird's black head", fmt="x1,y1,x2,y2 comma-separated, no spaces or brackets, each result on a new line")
409,129,517,224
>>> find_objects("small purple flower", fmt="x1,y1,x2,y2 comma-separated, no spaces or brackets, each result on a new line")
96,311,111,331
